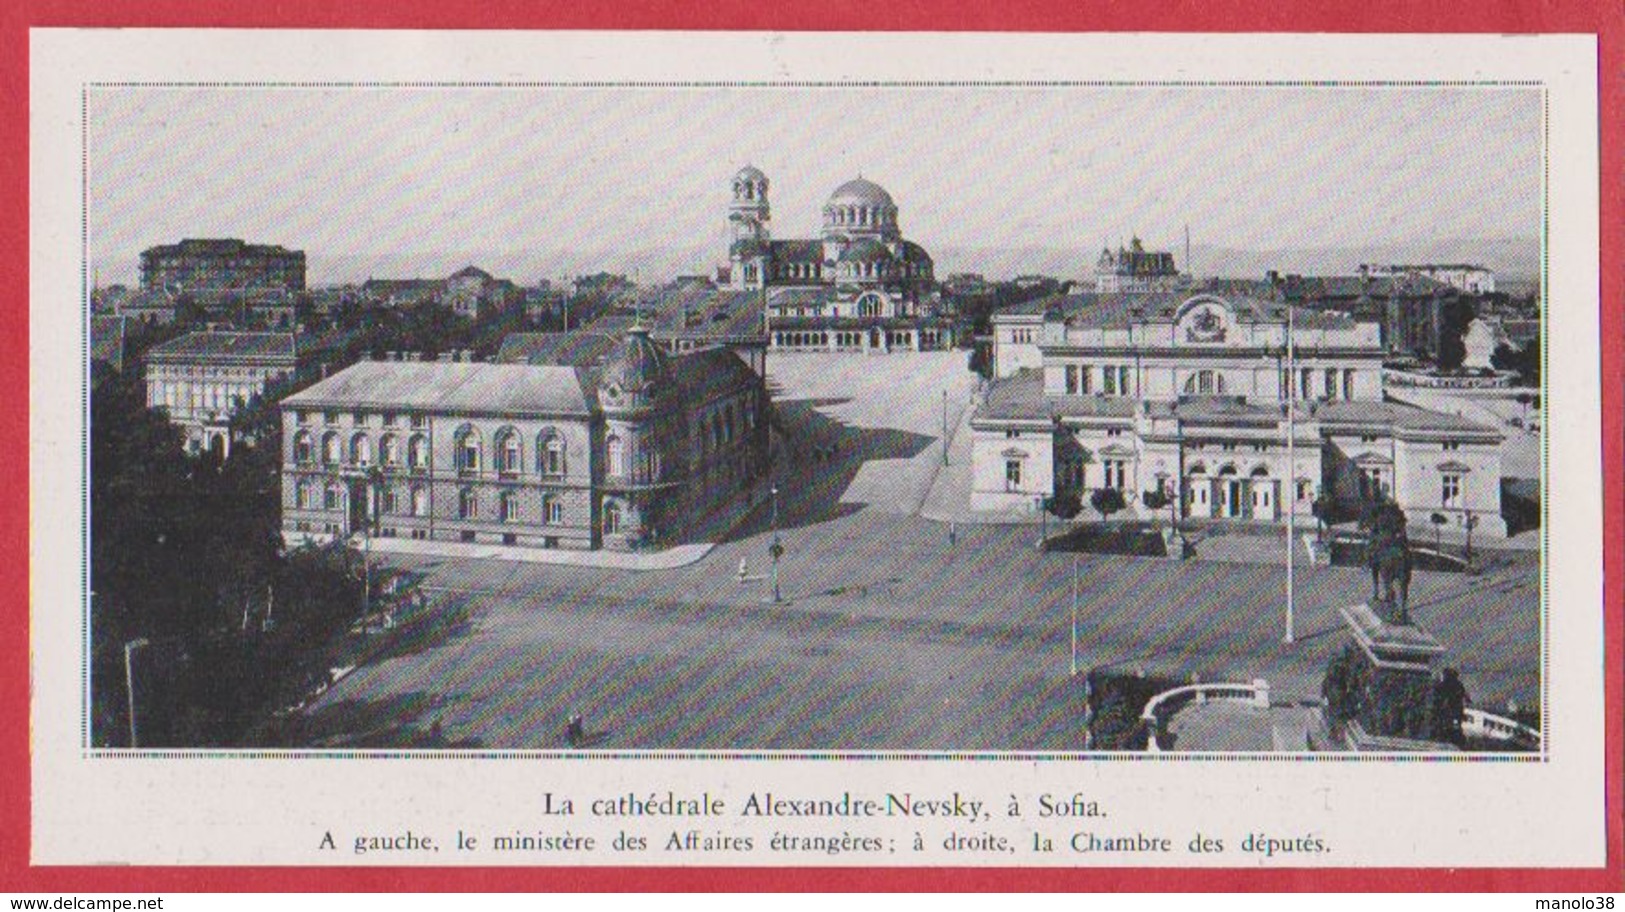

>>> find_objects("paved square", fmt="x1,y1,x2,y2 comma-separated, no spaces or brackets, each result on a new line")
288,352,1540,751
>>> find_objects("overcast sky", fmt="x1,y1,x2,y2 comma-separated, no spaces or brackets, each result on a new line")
86,86,1541,285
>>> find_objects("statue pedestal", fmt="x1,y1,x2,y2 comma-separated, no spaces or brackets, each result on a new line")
1337,603,1456,752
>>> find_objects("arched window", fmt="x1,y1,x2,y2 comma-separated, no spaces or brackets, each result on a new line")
542,494,562,525
351,433,372,466
455,426,482,475
380,486,399,515
499,490,518,523
411,486,428,517
380,433,399,468
603,500,623,535
324,482,344,511
606,435,625,477
294,431,313,464
458,487,478,520
408,434,427,470
495,428,521,477
296,479,312,509
322,431,341,466
538,431,566,476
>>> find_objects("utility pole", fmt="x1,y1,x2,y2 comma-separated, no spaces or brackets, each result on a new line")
941,389,949,466
1070,554,1079,676
1284,302,1296,645
124,637,149,748
768,484,783,603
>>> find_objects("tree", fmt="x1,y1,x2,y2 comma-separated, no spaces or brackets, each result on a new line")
1429,512,1448,550
1046,490,1082,520
1311,491,1338,542
1089,487,1127,523
1492,337,1540,387
1435,297,1476,371
1141,487,1170,524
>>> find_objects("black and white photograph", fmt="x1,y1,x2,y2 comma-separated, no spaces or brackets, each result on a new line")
80,78,1552,757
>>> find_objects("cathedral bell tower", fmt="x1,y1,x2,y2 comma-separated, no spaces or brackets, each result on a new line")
728,165,771,289
729,165,771,245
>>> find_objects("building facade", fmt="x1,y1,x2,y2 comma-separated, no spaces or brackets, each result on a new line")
972,291,1506,536
140,239,306,293
717,166,956,352
1093,237,1183,292
144,331,298,456
1362,263,1496,296
280,326,770,552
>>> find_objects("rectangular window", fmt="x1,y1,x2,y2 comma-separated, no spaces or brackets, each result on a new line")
1079,368,1092,395
1103,459,1127,491
383,412,398,427
1441,473,1462,508
1343,369,1355,400
1324,369,1338,400
296,410,310,425
411,414,428,429
1005,460,1022,490
1065,365,1079,395
1119,366,1132,397
1102,366,1117,396
1443,441,1461,451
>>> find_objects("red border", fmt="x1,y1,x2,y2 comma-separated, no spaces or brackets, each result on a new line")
2,0,1619,893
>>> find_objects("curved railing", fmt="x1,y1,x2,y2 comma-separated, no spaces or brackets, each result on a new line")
1139,679,1271,753
1462,708,1542,749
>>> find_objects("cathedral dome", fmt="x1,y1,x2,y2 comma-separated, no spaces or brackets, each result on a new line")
598,325,669,412
734,164,768,183
827,177,895,210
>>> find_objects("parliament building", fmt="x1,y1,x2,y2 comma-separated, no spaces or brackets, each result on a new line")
973,290,1507,537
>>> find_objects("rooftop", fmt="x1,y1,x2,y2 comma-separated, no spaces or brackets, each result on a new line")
999,291,1357,331
283,360,593,416
145,331,297,362
975,369,1137,423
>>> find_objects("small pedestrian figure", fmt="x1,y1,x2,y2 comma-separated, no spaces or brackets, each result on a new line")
566,713,584,746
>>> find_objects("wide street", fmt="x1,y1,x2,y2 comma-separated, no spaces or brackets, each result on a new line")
286,352,1541,751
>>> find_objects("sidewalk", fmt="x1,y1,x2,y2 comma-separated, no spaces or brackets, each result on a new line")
366,535,714,570
919,386,1038,525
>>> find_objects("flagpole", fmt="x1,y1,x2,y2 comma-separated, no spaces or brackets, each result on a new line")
1284,302,1296,645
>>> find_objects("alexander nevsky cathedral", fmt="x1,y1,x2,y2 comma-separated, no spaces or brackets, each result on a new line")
719,166,957,353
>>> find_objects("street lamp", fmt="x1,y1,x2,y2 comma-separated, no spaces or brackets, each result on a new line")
359,465,384,623
123,637,149,748
1070,554,1079,677
941,388,949,467
767,484,783,603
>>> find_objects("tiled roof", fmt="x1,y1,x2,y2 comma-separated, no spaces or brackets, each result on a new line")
146,331,297,362
283,360,593,416
672,347,759,402
974,369,1137,423
495,331,622,369
1316,399,1499,437
770,239,824,263
999,291,1356,331
767,287,836,309
630,287,765,340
